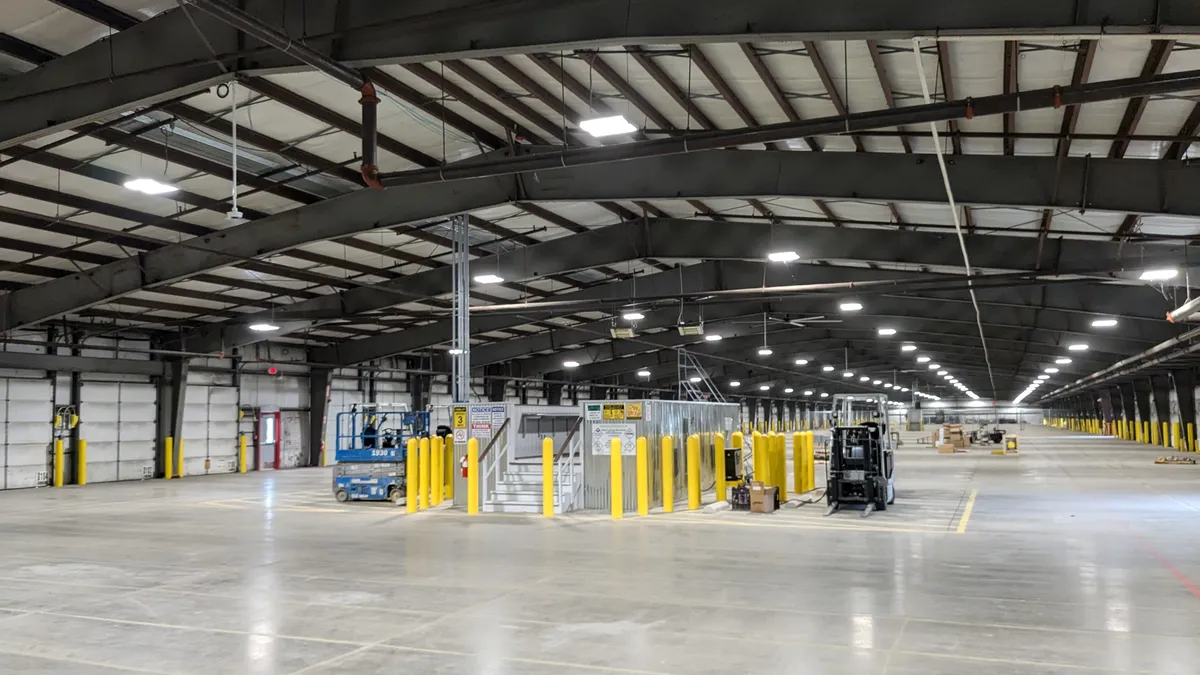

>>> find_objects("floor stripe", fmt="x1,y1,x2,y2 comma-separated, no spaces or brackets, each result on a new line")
956,489,978,534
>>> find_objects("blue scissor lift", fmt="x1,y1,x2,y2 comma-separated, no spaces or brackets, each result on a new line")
331,404,429,503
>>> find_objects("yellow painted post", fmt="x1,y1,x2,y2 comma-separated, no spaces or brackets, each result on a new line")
1172,423,1181,450
1136,422,1143,443
714,434,727,503
775,432,788,502
77,439,87,486
53,439,63,487
637,436,650,515
542,437,554,518
406,438,418,514
1189,423,1196,452
610,437,623,519
238,434,247,473
1149,422,1156,445
467,438,480,515
164,437,174,480
662,436,675,513
687,434,701,510
444,439,455,500
430,434,444,506
751,431,763,483
418,436,430,510
792,432,802,496
176,438,184,479
802,431,815,493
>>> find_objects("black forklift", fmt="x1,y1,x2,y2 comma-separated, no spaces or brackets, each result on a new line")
826,394,896,518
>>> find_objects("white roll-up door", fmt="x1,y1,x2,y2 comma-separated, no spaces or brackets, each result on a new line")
182,385,239,475
2,379,53,489
81,382,157,483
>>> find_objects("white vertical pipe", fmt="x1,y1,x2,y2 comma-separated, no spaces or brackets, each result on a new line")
910,39,997,399
228,78,241,219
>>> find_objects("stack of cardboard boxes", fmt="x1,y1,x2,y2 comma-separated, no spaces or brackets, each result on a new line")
934,423,970,453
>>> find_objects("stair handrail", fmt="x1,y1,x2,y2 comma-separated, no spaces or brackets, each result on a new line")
480,418,511,507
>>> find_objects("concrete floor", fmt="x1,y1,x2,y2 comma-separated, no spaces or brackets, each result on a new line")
3,426,1200,674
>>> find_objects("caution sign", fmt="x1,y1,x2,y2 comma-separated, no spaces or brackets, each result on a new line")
602,404,625,420
452,405,468,443
625,402,643,420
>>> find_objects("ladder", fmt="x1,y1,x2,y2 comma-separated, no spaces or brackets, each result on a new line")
678,349,725,402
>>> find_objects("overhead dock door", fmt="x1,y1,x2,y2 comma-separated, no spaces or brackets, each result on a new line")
80,382,157,483
1,378,53,489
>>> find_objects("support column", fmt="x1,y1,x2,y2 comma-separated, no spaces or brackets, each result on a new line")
450,213,471,403
155,357,188,478
1151,374,1172,445
1173,370,1197,451
547,381,563,406
775,400,785,429
1119,383,1137,432
1108,386,1124,437
1134,379,1153,441
407,358,428,411
309,367,331,467
485,365,505,401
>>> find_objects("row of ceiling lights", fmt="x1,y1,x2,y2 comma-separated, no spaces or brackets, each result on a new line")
1013,312,1120,403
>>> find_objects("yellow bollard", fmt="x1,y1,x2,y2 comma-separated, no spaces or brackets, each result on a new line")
164,437,174,480
1163,422,1171,448
176,438,184,479
1136,422,1143,443
77,439,87,486
803,431,816,493
239,434,247,473
467,438,480,515
662,436,675,513
687,434,701,510
714,434,726,503
431,435,443,506
444,439,455,500
1151,423,1158,445
1173,423,1181,450
1189,423,1196,453
418,436,430,510
610,437,623,519
751,431,763,483
792,432,802,496
774,433,788,502
406,438,418,513
542,437,554,518
636,436,650,516
53,439,63,487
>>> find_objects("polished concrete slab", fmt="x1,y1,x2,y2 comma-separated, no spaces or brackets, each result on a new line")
2,426,1200,673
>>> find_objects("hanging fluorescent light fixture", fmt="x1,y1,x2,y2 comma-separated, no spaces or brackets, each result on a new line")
877,328,897,336
248,323,279,332
622,311,645,321
767,251,800,263
474,274,504,284
579,114,637,137
124,178,177,195
1140,268,1178,281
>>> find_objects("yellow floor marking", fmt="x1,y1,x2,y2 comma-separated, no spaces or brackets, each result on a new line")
956,489,979,534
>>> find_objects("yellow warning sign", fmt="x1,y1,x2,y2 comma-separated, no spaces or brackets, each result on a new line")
625,402,643,420
452,406,468,429
602,404,626,420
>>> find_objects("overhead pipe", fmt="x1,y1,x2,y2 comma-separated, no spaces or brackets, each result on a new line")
378,68,1200,188
1039,326,1200,402
180,0,383,187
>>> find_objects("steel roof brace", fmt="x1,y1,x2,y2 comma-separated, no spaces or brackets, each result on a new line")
180,0,383,188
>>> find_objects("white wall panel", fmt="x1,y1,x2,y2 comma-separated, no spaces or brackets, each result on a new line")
241,374,308,409
3,379,52,489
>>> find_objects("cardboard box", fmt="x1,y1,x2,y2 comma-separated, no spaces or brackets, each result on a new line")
749,481,778,513
937,444,956,454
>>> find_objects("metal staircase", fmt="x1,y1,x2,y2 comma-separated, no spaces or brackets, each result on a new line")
678,349,725,402
481,418,584,514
